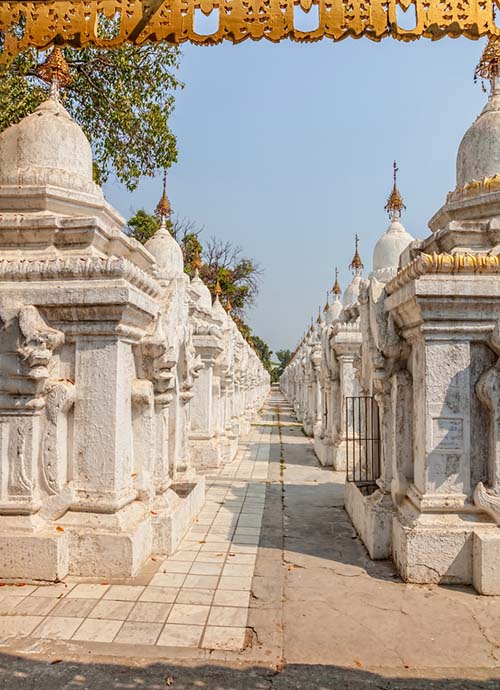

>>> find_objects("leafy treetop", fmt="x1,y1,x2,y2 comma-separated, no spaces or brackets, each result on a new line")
0,40,182,190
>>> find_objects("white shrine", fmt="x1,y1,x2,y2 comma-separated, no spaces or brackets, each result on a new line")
0,79,269,582
282,43,500,594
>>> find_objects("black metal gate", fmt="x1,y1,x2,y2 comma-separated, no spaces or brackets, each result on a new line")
345,396,381,495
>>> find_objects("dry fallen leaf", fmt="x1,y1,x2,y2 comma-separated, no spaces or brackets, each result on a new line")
51,659,63,665
165,675,175,686
55,526,64,532
150,511,158,515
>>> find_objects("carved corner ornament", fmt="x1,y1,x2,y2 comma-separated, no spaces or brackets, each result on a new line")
474,321,500,526
0,0,499,62
474,482,500,526
0,300,65,409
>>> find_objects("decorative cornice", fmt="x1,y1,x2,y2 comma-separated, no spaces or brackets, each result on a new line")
447,174,500,203
0,256,161,298
386,251,500,295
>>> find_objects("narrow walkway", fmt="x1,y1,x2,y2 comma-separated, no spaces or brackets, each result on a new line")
0,421,272,653
1,390,500,689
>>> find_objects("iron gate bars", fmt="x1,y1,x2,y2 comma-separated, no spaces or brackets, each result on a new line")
345,395,381,496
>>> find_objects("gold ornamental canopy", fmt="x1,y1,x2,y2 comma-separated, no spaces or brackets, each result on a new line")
385,161,406,218
349,234,364,276
1,1,500,62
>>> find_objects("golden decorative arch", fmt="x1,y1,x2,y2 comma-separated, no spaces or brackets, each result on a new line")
1,0,499,62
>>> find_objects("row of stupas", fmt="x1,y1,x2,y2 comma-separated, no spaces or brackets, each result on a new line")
281,38,500,595
0,49,269,582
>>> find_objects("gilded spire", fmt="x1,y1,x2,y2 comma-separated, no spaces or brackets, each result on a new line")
214,279,222,299
348,235,364,276
191,246,202,276
384,161,406,219
475,36,500,93
316,306,323,325
323,291,330,313
36,46,72,101
155,171,172,226
332,267,341,296
225,297,232,313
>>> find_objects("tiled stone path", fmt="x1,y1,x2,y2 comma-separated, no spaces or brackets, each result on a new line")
0,422,272,652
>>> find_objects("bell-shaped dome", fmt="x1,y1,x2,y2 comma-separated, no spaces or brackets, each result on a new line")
0,97,100,197
189,273,212,311
456,85,500,189
343,274,363,308
326,296,343,325
372,218,414,280
145,225,184,280
212,295,228,324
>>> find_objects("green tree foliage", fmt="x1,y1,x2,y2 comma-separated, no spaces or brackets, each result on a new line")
0,41,182,190
126,209,273,371
127,209,160,245
274,349,292,382
127,211,260,319
250,336,273,375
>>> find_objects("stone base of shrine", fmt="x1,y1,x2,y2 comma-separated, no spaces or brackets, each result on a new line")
223,434,238,464
60,501,153,579
189,436,225,470
331,441,347,472
344,482,393,559
151,478,205,555
313,436,334,467
0,514,69,582
392,505,500,593
0,479,206,584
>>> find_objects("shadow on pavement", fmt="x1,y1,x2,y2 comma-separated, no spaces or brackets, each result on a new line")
1,655,498,690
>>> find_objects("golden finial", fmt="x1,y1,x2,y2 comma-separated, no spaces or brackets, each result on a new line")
348,234,364,276
384,161,406,219
36,46,72,100
332,267,341,296
475,36,500,93
191,246,202,275
214,279,222,298
323,291,330,313
225,297,232,313
155,171,171,225
316,307,323,325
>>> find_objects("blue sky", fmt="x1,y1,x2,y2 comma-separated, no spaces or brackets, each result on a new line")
104,36,485,354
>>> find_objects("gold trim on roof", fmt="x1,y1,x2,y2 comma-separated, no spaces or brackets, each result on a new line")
447,173,500,202
0,1,499,61
386,252,500,294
